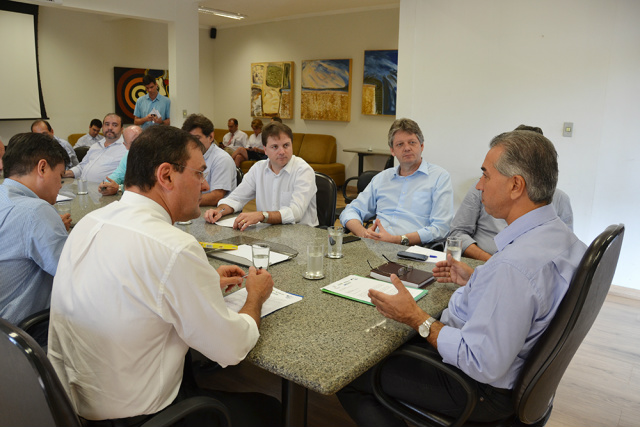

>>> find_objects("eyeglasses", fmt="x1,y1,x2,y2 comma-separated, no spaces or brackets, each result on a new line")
170,163,209,183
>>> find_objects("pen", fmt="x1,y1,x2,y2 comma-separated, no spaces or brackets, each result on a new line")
429,255,437,258
241,267,262,279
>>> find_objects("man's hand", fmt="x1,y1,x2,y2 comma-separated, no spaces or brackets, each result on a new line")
368,274,427,330
217,265,246,292
60,213,72,231
204,206,232,224
98,177,119,196
239,267,274,326
146,113,162,124
432,254,474,286
233,211,265,231
364,219,398,243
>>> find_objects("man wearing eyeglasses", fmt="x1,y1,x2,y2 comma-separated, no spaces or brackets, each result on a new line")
181,114,237,206
340,118,454,246
48,126,281,427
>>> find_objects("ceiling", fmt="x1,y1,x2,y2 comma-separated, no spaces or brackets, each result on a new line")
197,0,399,29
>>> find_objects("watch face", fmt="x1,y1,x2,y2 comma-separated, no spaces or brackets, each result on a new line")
419,323,429,338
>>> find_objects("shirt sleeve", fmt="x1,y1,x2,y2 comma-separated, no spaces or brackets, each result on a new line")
27,204,68,276
449,186,482,252
218,164,258,211
206,153,236,194
437,263,536,384
279,163,317,224
415,171,454,244
339,175,379,227
108,155,127,185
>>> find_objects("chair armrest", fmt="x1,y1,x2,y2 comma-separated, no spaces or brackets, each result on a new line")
141,396,231,427
342,176,359,203
424,238,446,252
371,345,478,427
17,309,50,336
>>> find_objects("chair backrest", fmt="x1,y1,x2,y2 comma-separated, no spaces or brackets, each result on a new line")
0,318,81,427
74,146,90,162
514,224,625,424
236,167,244,185
315,172,337,227
357,170,378,193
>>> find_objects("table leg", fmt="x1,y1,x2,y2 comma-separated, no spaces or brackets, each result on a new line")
282,378,308,427
357,154,365,176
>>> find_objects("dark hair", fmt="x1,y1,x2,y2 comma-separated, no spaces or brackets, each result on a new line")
182,114,214,137
251,118,263,130
490,130,558,204
388,118,424,148
261,122,293,146
90,118,103,129
125,126,204,192
142,74,157,86
3,133,69,178
228,118,239,126
514,124,543,135
30,119,52,133
271,116,283,123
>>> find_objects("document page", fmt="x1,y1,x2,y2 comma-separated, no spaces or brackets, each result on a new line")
225,244,290,266
224,287,302,317
215,216,270,230
321,275,427,306
406,246,446,263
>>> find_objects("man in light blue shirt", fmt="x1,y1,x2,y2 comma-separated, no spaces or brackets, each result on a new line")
133,74,171,130
98,125,142,196
31,119,79,168
0,133,69,325
338,129,587,426
340,118,453,246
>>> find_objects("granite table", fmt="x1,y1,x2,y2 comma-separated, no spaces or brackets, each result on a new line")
58,178,121,226
181,214,484,427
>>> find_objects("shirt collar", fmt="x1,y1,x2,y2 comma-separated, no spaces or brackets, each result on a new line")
494,204,558,252
119,191,172,224
392,158,429,178
266,155,295,176
2,178,38,199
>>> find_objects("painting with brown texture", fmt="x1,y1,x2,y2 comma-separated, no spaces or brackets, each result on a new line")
250,62,293,119
301,59,352,122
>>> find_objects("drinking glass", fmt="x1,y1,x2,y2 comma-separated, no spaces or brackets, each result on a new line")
252,243,270,270
77,179,88,195
304,241,324,279
445,236,462,262
327,226,344,259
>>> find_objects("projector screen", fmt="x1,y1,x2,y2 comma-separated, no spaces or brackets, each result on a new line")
0,4,46,120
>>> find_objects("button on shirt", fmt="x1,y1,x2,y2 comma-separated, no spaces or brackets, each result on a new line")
204,144,236,194
219,155,318,226
0,179,68,324
339,160,454,243
133,93,171,130
70,136,127,183
47,191,258,420
437,205,587,389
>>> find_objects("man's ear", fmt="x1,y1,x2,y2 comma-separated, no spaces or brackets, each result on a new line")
36,159,48,178
510,175,527,200
155,162,174,191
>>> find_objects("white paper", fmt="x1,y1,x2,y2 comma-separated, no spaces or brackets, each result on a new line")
56,194,73,202
322,275,425,304
224,287,302,317
406,246,446,263
215,216,270,230
226,244,290,266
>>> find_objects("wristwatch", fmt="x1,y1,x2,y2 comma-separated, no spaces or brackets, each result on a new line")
262,211,269,223
400,235,410,246
419,317,437,338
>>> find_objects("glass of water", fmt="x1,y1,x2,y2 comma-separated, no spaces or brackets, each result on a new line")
304,241,324,279
327,226,344,259
445,236,462,262
77,179,88,195
251,243,270,270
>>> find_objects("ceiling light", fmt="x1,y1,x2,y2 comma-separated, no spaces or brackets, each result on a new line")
198,6,246,20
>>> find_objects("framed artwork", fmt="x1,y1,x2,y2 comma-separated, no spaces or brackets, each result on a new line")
114,67,169,124
362,50,397,116
301,59,352,122
251,62,294,119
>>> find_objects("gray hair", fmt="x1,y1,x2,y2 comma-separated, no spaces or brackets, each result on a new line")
489,130,558,204
387,118,424,148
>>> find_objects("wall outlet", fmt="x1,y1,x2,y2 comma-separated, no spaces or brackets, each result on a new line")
182,109,187,118
563,122,573,137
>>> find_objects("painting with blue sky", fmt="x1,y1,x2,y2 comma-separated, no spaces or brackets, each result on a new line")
362,50,397,116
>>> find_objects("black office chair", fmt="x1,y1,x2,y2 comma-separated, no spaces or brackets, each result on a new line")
236,167,243,185
74,146,89,162
342,170,379,204
0,318,233,427
315,172,338,228
372,224,625,427
17,308,50,349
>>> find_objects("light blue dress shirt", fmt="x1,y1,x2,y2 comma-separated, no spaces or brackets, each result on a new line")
203,144,236,194
133,93,171,130
0,179,68,324
437,204,587,389
108,152,128,185
339,160,454,243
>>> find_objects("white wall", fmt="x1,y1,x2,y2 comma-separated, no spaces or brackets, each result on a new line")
199,8,400,175
398,0,640,289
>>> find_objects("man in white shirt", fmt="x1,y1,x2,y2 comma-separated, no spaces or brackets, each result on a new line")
30,120,79,168
74,118,105,148
205,121,318,228
220,118,248,155
181,113,237,206
48,125,280,426
63,113,127,182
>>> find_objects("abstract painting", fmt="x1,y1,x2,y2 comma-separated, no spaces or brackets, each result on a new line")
114,67,169,124
362,50,397,116
301,59,352,122
250,62,293,119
